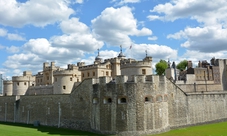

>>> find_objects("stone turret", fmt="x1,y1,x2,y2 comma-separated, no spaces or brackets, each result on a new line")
3,80,13,96
12,71,35,95
53,64,81,94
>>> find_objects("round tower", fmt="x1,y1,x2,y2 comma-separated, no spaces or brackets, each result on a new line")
53,65,81,94
121,56,153,81
3,80,13,96
12,71,35,96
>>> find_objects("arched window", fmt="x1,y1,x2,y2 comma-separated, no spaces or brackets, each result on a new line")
103,97,112,104
118,97,127,104
93,98,98,104
156,95,163,102
145,96,153,103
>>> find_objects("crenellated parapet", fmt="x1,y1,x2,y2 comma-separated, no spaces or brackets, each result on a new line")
12,76,35,82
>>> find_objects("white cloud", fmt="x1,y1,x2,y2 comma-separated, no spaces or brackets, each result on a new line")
51,18,104,52
149,0,227,25
125,44,178,61
168,26,227,52
112,0,141,6
74,0,84,4
149,0,227,53
148,36,158,41
182,50,227,63
0,0,74,27
6,46,20,53
60,18,89,34
0,28,7,37
92,6,152,47
0,45,5,50
7,33,26,41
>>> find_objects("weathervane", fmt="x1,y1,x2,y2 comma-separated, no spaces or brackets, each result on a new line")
145,50,147,57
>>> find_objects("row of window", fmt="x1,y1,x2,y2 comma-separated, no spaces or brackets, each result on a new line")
92,95,168,104
16,82,27,86
82,71,111,78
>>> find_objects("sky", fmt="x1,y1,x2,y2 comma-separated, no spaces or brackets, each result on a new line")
0,0,227,79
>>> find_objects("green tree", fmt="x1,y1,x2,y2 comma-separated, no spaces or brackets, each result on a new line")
177,60,188,70
155,60,168,75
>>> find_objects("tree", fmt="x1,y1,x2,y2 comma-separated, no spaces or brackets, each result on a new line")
155,60,168,75
177,60,188,70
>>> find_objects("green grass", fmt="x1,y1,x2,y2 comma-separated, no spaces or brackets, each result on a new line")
152,121,227,136
1,121,227,136
0,122,105,136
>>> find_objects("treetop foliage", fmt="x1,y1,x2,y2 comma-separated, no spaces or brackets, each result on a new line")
155,60,168,75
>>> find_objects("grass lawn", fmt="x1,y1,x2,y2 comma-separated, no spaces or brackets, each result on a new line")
152,121,227,136
0,122,105,136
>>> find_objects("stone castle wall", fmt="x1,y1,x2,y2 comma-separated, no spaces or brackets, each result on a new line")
26,85,53,95
0,75,227,135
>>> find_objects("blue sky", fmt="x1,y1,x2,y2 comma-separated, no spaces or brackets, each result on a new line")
0,0,227,79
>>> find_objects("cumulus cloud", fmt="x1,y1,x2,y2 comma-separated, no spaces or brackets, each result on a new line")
0,0,74,27
51,17,104,52
148,36,158,41
149,0,227,53
168,26,227,53
125,44,178,61
148,0,227,25
0,28,7,37
74,0,84,4
92,6,152,47
0,45,5,50
6,46,20,53
112,0,141,6
7,33,26,41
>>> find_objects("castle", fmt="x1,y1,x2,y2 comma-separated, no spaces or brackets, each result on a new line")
1,48,227,135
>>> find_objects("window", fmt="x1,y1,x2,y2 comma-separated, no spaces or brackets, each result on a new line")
93,71,95,76
156,95,163,102
104,98,112,104
24,82,26,85
87,72,90,77
93,98,98,104
118,97,127,104
63,86,66,90
77,79,79,82
106,71,109,76
142,69,146,75
70,77,72,81
82,73,84,77
47,76,49,80
145,96,153,103
17,82,19,86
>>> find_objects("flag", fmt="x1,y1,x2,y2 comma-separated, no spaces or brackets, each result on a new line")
129,44,132,49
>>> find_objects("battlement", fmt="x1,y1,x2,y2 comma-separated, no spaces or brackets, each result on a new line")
104,57,121,63
53,69,78,76
3,80,13,84
121,59,152,69
91,75,166,85
23,71,32,76
12,75,35,81
79,61,111,70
